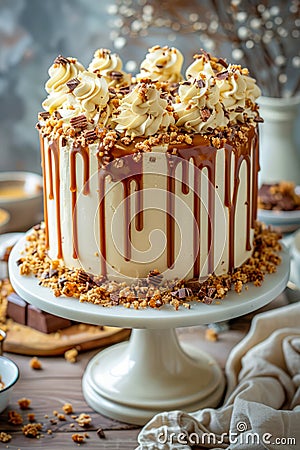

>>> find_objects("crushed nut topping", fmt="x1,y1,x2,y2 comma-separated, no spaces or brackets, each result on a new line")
22,422,43,438
17,222,281,310
64,348,78,363
30,356,42,370
72,433,85,443
8,410,23,425
28,413,36,422
0,432,12,443
62,402,73,414
18,398,31,410
76,413,92,427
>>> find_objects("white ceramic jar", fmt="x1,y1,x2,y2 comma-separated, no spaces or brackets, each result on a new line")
258,96,300,185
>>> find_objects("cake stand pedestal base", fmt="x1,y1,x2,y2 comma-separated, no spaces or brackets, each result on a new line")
82,328,225,425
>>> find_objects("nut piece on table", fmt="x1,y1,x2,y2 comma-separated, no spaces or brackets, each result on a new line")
29,357,42,370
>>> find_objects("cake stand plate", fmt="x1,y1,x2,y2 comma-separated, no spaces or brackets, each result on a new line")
9,236,290,425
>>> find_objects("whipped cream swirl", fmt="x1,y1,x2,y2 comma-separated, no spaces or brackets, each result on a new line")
88,48,131,88
45,56,84,94
41,47,262,136
114,83,175,137
43,56,84,113
216,65,261,122
72,71,109,118
186,55,215,80
174,78,228,132
136,46,183,82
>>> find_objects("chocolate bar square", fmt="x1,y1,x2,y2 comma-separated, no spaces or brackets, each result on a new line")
7,293,27,325
27,305,72,334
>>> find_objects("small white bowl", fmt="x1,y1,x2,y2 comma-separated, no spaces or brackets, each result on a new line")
0,172,43,232
0,356,19,413
0,208,10,234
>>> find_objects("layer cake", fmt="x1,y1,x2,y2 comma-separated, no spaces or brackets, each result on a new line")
37,46,262,284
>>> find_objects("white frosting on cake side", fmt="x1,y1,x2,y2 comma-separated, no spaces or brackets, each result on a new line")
42,134,256,282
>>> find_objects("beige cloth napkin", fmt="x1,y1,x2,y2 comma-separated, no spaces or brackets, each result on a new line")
136,302,300,449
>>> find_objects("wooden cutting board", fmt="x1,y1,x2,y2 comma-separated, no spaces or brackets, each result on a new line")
3,321,130,356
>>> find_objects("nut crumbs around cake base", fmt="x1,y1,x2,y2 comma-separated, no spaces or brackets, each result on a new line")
17,222,282,310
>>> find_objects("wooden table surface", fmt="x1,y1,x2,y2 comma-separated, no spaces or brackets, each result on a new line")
0,293,291,450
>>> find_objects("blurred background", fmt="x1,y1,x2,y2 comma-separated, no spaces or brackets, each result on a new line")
0,0,299,174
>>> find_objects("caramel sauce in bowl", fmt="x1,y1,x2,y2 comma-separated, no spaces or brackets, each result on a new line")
0,172,43,232
0,208,10,233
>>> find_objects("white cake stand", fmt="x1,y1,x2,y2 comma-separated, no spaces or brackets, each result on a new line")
9,235,290,425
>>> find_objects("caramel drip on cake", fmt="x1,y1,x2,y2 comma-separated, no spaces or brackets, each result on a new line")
251,130,260,228
39,126,258,278
170,141,217,276
40,135,49,248
193,163,201,277
122,174,144,261
228,152,251,271
181,159,189,195
167,126,257,275
97,164,108,277
166,155,176,269
224,126,257,271
245,155,251,252
135,177,144,232
70,144,90,259
165,158,188,270
97,146,144,275
47,139,62,259
93,126,257,278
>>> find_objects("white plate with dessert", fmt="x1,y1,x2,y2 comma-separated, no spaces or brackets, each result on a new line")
258,183,300,232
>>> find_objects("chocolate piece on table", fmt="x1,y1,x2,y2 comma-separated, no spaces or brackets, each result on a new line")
7,293,72,333
7,293,27,325
27,304,72,334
